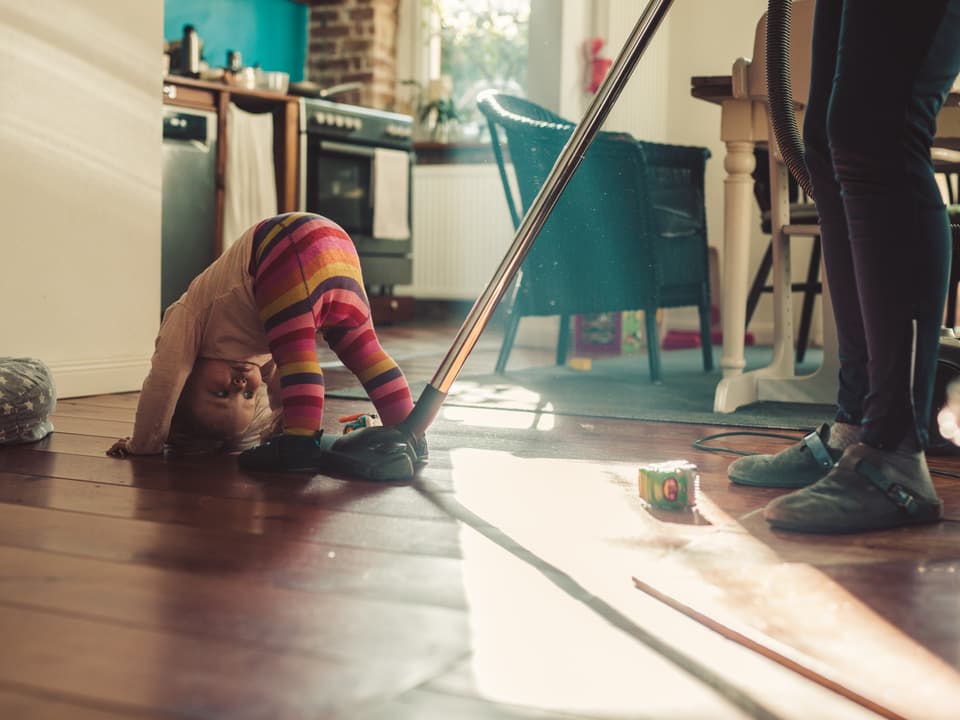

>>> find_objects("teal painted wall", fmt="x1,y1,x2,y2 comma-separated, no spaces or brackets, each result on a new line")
165,0,308,81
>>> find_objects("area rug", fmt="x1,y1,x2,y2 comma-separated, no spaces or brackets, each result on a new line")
328,346,835,430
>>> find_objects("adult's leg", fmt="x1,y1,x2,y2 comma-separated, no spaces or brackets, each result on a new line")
763,0,960,532
802,0,868,427
827,0,960,449
726,0,861,491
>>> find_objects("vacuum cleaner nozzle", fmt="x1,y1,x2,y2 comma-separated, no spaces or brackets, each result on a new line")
328,425,425,482
238,426,426,482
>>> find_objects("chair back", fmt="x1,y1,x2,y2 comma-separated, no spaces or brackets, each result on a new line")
477,90,662,318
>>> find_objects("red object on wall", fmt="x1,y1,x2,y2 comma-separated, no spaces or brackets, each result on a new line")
585,37,612,94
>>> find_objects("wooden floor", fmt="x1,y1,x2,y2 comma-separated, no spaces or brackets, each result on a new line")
3,308,960,719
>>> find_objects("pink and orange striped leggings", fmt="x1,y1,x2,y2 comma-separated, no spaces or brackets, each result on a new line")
250,213,413,436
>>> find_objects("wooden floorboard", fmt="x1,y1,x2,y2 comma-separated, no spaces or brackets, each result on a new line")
0,685,156,720
0,502,468,608
0,603,462,719
0,472,462,556
2,314,959,718
0,545,468,663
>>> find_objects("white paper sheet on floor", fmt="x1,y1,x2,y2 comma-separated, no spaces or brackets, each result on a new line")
372,147,411,241
222,103,278,250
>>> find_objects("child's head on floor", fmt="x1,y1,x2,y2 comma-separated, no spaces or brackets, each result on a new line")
172,358,264,445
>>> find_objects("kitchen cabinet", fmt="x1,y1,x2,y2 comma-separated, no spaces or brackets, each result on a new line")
161,76,300,256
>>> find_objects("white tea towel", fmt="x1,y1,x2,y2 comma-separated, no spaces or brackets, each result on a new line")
372,148,411,240
222,103,278,250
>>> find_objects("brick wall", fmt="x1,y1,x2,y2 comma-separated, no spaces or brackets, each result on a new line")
307,0,399,110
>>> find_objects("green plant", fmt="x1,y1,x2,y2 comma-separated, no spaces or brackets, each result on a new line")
418,97,461,126
400,78,462,140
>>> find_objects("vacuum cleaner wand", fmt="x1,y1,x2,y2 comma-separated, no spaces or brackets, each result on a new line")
400,0,676,440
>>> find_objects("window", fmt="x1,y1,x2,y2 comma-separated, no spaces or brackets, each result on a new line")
421,0,531,138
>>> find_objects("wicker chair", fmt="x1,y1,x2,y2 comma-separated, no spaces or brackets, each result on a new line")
476,90,713,382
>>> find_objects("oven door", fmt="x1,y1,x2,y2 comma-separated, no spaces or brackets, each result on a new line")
301,137,413,289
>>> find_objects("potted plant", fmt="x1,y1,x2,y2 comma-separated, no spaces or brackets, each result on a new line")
401,77,461,142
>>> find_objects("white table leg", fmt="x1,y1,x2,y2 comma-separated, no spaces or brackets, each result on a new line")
718,139,756,378
714,139,759,412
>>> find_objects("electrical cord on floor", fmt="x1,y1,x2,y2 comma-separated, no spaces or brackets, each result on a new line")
692,430,960,479
691,429,805,456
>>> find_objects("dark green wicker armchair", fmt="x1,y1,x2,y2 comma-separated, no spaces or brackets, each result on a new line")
476,90,713,382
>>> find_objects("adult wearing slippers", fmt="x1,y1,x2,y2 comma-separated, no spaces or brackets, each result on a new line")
729,0,960,533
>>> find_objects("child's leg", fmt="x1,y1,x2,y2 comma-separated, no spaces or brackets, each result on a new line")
251,213,330,436
323,318,414,426
252,212,414,435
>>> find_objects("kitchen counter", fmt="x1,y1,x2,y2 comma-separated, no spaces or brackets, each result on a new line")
162,74,297,104
162,75,299,256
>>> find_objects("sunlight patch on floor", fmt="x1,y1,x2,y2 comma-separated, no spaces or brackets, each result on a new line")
452,512,752,719
443,447,960,720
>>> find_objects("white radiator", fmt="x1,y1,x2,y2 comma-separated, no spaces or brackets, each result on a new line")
399,164,516,300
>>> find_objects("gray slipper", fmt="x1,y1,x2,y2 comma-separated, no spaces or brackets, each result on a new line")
763,443,943,534
728,424,841,488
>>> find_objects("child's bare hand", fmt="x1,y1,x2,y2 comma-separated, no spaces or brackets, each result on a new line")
107,437,132,457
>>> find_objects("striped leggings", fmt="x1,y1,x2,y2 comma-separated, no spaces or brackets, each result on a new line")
250,213,414,436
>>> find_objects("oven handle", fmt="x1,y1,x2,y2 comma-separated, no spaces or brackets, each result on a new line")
317,139,377,157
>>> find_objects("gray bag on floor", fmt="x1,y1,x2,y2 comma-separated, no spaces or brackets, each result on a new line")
0,357,56,444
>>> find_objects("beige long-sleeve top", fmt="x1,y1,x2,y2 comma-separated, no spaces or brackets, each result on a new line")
128,225,280,454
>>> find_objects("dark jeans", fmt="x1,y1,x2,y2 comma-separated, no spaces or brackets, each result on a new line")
803,0,960,449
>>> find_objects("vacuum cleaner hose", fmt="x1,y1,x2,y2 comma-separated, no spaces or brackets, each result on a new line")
764,0,814,199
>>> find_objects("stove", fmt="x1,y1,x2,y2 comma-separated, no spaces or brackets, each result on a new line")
300,97,414,150
298,98,415,298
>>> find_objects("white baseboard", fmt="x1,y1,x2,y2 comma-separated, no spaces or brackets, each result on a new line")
48,356,149,399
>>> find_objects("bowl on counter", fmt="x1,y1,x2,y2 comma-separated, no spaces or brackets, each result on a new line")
225,67,257,89
257,71,289,95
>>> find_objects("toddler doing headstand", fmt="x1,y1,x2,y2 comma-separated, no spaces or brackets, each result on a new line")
108,212,421,471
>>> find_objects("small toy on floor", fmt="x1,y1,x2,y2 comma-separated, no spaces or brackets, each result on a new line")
638,460,696,511
339,413,383,434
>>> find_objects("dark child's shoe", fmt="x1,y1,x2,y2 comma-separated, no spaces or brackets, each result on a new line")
763,442,943,534
238,431,325,472
728,423,842,488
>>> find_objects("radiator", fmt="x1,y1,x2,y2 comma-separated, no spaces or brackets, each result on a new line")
400,164,516,300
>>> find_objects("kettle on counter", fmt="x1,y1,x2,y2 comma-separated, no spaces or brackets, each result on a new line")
179,24,200,78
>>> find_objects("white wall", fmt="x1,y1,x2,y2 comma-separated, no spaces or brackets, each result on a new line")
664,0,768,325
0,0,162,398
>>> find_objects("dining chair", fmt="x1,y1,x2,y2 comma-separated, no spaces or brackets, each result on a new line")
933,146,960,327
745,148,822,363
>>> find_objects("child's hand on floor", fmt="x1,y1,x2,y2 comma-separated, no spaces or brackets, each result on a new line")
107,437,132,457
